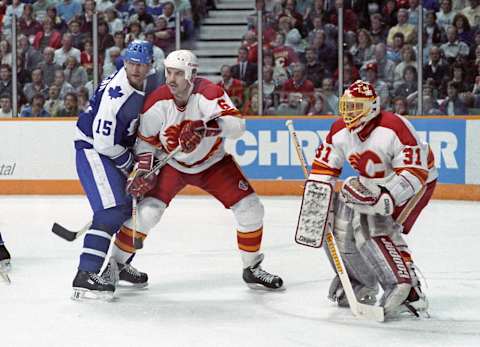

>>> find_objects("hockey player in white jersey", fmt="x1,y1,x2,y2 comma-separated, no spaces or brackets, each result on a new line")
307,80,437,317
103,50,283,291
72,40,163,300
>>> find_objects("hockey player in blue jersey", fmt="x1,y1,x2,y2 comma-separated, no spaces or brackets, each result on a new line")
72,40,161,300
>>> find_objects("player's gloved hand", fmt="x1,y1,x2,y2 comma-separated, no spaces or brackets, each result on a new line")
341,176,394,216
126,153,156,197
179,119,222,153
178,120,205,153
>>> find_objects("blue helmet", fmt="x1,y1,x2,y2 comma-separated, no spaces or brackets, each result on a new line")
123,40,153,64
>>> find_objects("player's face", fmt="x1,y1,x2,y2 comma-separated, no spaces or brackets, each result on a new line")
166,67,190,96
125,60,151,90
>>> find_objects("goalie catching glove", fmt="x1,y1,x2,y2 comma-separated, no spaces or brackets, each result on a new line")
179,119,221,153
341,176,394,216
126,153,156,197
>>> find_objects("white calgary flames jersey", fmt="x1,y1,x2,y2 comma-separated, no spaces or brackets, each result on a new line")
135,77,244,174
311,111,438,189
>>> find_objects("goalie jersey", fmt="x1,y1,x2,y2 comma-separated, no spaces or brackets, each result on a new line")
135,77,244,174
75,67,163,171
311,111,438,206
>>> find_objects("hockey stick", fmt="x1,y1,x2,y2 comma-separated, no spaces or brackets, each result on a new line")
52,221,91,242
285,119,384,322
52,146,182,242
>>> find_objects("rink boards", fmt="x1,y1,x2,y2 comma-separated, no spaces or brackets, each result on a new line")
1,116,479,200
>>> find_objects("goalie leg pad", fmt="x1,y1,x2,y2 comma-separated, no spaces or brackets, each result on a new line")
325,200,379,306
333,198,356,253
358,235,412,315
352,214,413,314
295,180,334,248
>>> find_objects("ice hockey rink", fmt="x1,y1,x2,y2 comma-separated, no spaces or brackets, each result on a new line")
0,195,479,347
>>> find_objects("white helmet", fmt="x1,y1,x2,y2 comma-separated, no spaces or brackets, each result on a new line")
164,50,199,83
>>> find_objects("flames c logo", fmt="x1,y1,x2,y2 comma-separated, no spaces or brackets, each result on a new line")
348,150,385,178
164,121,189,152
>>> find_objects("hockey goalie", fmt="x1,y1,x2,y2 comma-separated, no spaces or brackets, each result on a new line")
300,80,438,318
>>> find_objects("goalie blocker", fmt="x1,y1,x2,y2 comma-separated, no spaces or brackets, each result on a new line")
295,180,334,248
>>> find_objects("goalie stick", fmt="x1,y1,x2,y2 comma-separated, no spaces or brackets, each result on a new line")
285,119,384,322
51,146,182,242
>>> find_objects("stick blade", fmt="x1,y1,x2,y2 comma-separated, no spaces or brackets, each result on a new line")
356,303,385,322
51,222,78,241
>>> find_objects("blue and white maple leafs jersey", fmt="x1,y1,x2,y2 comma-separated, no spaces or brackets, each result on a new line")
75,67,161,171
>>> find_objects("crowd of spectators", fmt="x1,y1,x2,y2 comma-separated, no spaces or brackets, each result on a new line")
1,0,479,117
0,0,210,117
217,0,480,116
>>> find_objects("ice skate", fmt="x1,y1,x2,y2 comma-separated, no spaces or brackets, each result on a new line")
399,263,429,318
0,244,11,284
72,270,115,301
101,257,148,288
242,253,283,290
328,275,377,308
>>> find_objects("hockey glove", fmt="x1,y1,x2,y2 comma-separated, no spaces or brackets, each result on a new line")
179,120,204,153
126,153,156,197
178,119,221,153
341,176,394,216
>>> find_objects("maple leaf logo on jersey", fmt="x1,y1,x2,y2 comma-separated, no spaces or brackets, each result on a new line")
108,86,124,99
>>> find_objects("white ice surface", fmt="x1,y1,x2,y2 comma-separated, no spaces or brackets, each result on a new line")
0,196,479,347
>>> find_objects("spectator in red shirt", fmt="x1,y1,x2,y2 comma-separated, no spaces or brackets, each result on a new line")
217,64,245,108
33,17,62,51
277,0,304,36
271,32,299,69
80,38,94,77
243,31,259,64
329,1,359,33
18,4,42,40
281,63,315,106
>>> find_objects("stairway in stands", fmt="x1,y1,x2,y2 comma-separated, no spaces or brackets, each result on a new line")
193,0,255,82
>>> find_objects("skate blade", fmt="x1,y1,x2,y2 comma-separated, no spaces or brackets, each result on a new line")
117,280,148,289
246,282,285,292
71,288,115,302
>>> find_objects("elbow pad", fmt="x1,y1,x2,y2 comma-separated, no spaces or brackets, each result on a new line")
216,117,245,139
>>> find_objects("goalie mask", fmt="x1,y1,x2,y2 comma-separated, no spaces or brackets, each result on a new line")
339,80,380,133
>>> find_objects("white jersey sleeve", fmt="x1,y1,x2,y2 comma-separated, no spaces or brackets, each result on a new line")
198,87,245,139
308,119,346,184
